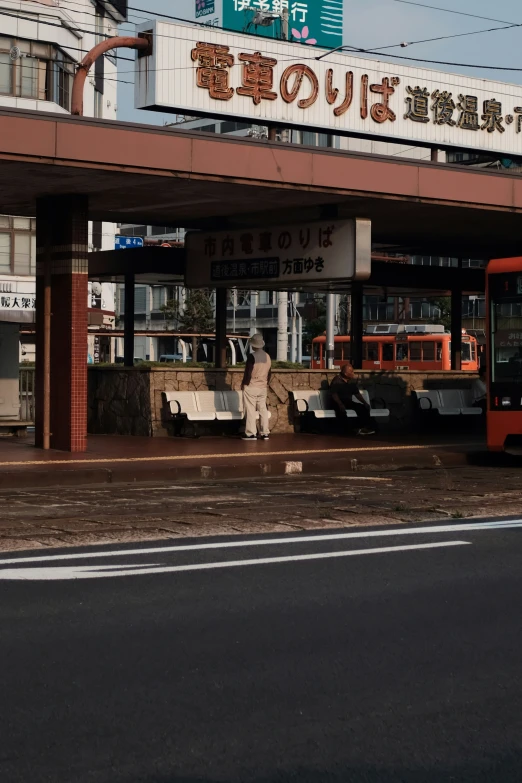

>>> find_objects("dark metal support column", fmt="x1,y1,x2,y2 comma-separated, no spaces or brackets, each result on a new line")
124,271,135,367
350,283,364,369
215,288,228,369
451,287,462,370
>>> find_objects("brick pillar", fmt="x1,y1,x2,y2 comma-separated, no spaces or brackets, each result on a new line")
35,195,89,452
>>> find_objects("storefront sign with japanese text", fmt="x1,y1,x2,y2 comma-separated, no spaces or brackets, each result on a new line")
496,330,522,349
136,20,522,157
0,277,35,312
185,219,371,288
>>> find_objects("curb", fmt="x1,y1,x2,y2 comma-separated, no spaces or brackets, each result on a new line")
0,448,482,490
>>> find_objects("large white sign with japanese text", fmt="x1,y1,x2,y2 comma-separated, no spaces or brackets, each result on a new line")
185,219,370,289
136,20,522,157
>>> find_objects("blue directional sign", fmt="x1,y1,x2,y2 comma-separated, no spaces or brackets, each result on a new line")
115,236,144,250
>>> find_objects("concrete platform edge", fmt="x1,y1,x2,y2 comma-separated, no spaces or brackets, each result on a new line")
0,448,481,490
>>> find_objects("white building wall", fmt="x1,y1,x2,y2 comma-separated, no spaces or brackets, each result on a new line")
0,0,125,382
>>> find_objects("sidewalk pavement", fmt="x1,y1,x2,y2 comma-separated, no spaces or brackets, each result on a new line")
1,466,522,553
0,431,492,489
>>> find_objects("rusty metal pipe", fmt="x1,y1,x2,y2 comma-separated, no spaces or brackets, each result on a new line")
71,36,150,116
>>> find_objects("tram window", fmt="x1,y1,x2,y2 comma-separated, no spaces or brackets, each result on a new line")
436,343,443,360
396,343,408,361
367,344,379,361
334,341,344,360
410,343,422,360
461,342,472,362
313,343,321,363
344,342,351,359
382,343,394,361
422,341,435,361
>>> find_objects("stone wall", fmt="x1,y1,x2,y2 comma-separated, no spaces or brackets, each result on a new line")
88,367,153,436
88,366,478,437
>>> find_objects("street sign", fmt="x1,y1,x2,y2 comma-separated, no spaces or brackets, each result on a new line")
115,236,144,250
185,218,371,289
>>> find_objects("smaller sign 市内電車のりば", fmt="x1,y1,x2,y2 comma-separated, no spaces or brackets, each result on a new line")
185,219,371,289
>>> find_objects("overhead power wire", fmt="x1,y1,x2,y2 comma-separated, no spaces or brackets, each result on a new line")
121,6,522,74
3,7,522,92
368,22,522,53
339,44,522,72
391,0,518,26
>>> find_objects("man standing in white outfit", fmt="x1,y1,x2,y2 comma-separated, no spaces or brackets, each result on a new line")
241,333,271,441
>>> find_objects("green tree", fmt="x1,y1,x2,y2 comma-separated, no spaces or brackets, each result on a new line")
159,298,180,331
178,289,215,361
431,297,451,330
303,297,327,344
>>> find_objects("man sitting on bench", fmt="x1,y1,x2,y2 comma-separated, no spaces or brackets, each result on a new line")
330,363,375,436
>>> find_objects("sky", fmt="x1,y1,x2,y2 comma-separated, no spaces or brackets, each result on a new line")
116,0,522,124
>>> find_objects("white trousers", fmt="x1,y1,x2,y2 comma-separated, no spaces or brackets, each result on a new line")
243,386,269,437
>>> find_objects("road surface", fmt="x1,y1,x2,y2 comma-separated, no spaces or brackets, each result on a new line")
1,517,522,782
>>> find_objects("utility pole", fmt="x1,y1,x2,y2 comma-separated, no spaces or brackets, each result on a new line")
326,292,336,369
249,290,258,336
290,293,297,363
282,7,289,39
232,288,237,334
277,291,289,361
271,7,290,362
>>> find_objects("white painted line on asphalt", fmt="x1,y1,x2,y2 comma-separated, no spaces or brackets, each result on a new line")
0,518,519,566
0,541,470,580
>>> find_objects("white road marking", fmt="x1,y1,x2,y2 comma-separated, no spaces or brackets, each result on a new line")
0,518,519,567
0,541,469,581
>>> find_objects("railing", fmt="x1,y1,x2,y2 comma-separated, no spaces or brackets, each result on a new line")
19,367,35,423
363,302,442,321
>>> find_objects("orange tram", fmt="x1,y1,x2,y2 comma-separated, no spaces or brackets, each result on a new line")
487,258,522,452
311,325,479,372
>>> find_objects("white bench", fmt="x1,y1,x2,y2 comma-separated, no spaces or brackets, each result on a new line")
292,389,389,420
163,390,270,435
414,389,482,416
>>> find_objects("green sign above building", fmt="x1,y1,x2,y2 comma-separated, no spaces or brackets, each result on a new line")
192,1,344,50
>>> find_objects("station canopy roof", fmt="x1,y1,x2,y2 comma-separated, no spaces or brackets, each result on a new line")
0,108,520,294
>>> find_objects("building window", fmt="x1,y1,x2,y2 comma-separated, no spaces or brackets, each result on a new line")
152,286,166,311
258,290,272,305
54,50,73,111
0,37,74,110
134,286,147,313
0,216,36,276
0,232,10,274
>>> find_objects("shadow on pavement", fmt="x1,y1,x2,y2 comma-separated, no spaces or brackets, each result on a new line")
466,450,522,467
142,752,522,783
